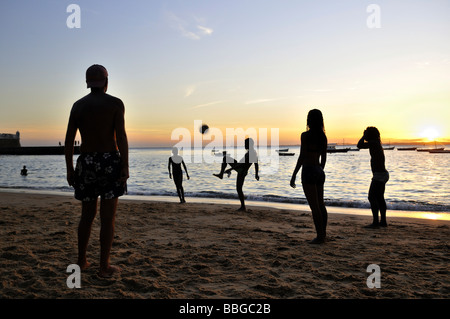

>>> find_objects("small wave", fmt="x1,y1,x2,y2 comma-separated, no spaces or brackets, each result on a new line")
125,190,449,213
387,200,450,212
2,186,448,213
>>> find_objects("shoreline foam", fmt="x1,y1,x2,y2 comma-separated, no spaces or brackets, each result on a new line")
1,188,449,221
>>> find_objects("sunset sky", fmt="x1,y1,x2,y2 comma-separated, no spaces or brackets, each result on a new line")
1,0,449,147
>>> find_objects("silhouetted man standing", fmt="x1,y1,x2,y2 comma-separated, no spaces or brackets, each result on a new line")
65,64,129,278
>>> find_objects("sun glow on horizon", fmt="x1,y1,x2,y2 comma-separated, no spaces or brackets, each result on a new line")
420,127,441,142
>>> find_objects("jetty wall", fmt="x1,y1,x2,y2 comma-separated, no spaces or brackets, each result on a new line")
0,146,80,155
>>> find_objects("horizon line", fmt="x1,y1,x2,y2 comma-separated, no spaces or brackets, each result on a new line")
19,139,450,149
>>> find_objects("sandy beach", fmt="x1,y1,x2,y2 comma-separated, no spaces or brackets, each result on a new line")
0,191,449,299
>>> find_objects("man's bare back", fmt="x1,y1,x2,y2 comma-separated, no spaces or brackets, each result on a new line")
69,92,125,153
65,90,129,186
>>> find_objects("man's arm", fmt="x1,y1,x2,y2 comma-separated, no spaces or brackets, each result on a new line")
114,100,129,184
64,107,78,186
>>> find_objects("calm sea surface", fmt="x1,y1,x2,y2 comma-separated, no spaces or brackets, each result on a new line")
0,146,449,213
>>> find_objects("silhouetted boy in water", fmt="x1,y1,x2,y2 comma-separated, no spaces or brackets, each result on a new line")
357,127,389,228
168,147,190,203
214,138,259,211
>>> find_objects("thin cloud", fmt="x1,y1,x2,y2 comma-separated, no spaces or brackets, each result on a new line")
184,85,196,97
245,98,282,105
166,11,213,40
415,61,431,68
191,100,224,109
197,25,213,36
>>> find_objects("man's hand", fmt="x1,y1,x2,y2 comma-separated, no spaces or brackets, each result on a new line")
120,166,129,184
290,176,296,189
67,168,75,187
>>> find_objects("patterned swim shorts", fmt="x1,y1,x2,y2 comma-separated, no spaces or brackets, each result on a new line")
74,151,125,201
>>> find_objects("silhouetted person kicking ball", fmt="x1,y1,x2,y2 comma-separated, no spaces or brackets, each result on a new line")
214,138,259,211
213,151,237,179
357,127,389,228
168,147,190,203
291,109,328,244
65,64,129,278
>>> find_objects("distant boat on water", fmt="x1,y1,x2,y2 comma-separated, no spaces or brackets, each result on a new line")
276,148,295,156
211,147,227,156
383,140,395,150
417,147,444,152
278,152,295,156
417,141,444,152
428,149,450,154
339,139,358,151
397,147,417,151
327,144,349,153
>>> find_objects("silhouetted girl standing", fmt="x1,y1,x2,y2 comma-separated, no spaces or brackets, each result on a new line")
290,109,328,244
357,127,389,228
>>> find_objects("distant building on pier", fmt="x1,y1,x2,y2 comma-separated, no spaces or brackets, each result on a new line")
0,131,21,148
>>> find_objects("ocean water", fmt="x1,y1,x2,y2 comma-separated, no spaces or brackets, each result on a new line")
0,146,449,214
